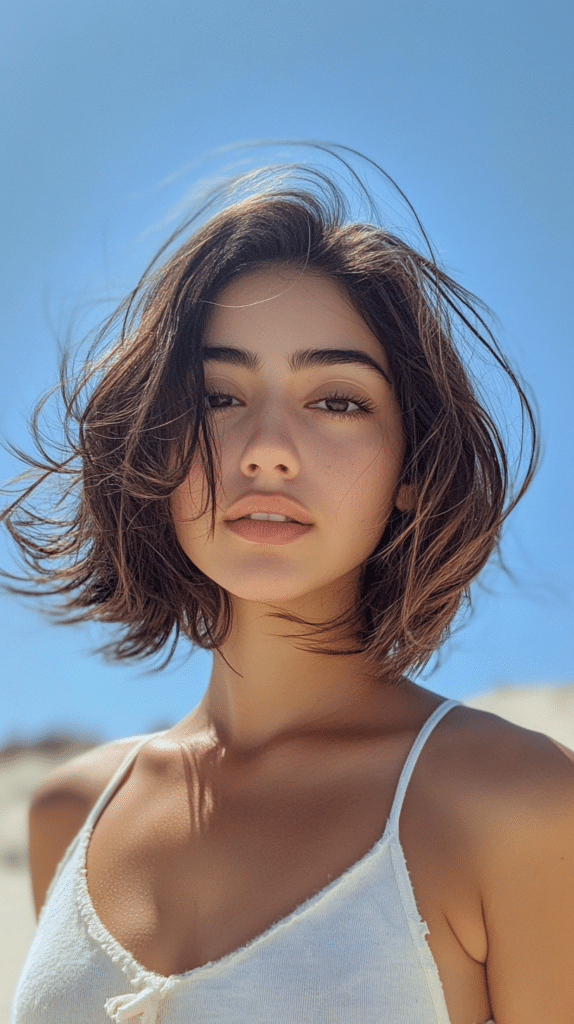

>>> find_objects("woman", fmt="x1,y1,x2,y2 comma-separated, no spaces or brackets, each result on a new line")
5,147,573,1024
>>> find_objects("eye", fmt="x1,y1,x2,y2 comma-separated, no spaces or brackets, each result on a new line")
204,389,376,420
308,391,376,419
204,390,240,411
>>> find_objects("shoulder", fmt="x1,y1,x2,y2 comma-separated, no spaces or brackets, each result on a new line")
31,734,157,808
425,702,574,911
28,733,165,919
435,703,574,837
444,702,574,800
413,699,574,886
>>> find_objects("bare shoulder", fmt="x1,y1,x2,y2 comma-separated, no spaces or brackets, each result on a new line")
430,702,574,831
444,702,574,800
28,734,157,919
31,734,150,807
437,702,574,898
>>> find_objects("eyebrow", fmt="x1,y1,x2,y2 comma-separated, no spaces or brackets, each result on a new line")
202,346,392,386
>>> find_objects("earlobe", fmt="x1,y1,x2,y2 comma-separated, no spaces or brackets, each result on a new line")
394,483,416,512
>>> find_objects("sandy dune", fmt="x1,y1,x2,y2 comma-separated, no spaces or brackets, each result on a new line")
2,683,574,1023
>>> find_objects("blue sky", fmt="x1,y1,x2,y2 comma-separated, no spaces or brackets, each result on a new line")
1,0,572,746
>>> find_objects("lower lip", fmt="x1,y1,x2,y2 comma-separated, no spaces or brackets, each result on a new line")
225,519,314,544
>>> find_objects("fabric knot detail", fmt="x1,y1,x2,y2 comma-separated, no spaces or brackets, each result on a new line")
104,983,164,1024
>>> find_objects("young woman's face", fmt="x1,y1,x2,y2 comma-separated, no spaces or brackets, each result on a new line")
171,266,411,608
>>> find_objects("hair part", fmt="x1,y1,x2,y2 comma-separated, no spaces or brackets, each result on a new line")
0,158,540,683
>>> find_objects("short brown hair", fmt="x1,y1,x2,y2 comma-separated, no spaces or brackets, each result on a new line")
1,156,539,683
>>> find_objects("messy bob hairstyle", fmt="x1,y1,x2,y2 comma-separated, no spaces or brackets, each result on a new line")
1,144,539,684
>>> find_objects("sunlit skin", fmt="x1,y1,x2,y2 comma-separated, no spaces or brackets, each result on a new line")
170,266,427,761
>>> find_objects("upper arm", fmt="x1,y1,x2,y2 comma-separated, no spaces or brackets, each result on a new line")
28,784,93,919
480,736,574,1023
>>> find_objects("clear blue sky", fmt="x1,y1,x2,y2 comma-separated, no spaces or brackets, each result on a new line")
1,0,572,746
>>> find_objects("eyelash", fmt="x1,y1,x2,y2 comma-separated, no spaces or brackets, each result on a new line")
203,389,377,420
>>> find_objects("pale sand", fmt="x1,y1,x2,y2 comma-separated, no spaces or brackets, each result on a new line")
2,683,574,1023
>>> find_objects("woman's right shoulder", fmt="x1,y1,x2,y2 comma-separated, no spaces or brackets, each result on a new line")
28,734,158,919
31,733,157,807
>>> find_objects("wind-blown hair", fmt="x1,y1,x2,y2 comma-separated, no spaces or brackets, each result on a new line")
0,148,539,683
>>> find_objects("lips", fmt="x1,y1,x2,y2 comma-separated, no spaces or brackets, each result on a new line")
224,492,313,525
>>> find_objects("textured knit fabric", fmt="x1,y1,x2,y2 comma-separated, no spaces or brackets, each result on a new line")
10,697,496,1024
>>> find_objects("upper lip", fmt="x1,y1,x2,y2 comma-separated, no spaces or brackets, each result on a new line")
224,492,314,525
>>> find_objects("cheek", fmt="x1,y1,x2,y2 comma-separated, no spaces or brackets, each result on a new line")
169,472,203,542
169,454,220,557
171,451,211,515
336,438,403,534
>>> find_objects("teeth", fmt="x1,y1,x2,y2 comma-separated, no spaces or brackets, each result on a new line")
244,513,295,522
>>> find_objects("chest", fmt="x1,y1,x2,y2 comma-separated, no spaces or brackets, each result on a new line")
85,739,493,1024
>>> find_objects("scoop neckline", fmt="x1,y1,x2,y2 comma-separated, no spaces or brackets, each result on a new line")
76,792,397,984
75,698,460,986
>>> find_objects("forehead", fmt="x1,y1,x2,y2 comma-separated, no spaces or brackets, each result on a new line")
203,267,388,366
210,266,348,304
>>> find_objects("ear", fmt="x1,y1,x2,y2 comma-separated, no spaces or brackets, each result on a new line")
394,482,417,512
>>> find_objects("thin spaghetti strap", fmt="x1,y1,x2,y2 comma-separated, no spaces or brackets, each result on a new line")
387,699,462,835
81,730,170,834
